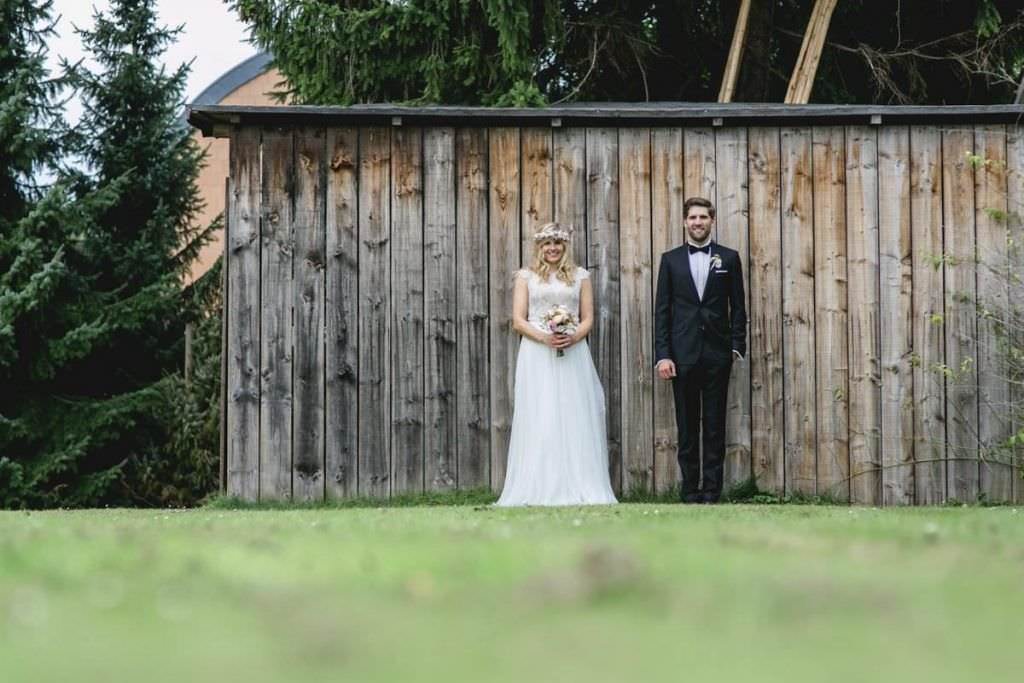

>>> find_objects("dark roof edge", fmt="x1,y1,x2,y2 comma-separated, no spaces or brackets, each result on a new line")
187,102,1024,136
190,52,274,106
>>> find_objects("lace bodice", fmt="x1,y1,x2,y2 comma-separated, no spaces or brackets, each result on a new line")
518,267,589,333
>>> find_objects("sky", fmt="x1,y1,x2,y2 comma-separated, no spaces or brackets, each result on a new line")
46,0,259,120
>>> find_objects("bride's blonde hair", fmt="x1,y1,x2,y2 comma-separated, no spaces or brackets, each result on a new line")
530,223,576,285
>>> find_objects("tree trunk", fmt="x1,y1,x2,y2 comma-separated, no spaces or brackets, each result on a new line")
734,0,775,102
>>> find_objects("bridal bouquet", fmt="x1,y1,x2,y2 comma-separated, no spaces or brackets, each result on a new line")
541,304,578,357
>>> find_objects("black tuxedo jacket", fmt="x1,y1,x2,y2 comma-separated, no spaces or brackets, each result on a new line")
654,242,747,368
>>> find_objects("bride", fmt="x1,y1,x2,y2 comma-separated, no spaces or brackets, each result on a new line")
495,223,618,506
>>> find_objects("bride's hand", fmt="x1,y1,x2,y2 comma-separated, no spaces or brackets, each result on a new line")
548,333,572,350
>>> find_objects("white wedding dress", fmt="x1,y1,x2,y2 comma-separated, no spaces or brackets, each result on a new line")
495,267,618,506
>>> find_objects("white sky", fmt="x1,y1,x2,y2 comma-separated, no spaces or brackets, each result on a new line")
47,0,258,120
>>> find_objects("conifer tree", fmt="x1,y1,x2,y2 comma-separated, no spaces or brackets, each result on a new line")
0,0,215,507
0,0,62,227
231,1,1024,106
0,0,83,505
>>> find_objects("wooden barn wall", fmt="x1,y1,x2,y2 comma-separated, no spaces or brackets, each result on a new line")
224,123,1024,504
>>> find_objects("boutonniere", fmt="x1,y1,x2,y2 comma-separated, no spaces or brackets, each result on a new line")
709,254,723,270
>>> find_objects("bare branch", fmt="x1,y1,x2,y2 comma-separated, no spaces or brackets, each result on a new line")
777,16,1024,103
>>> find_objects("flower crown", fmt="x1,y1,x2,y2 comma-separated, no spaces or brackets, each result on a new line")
533,223,571,242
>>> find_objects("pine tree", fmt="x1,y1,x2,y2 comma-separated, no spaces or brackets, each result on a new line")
0,0,81,504
0,0,62,227
0,0,216,507
231,1,1024,106
231,0,566,105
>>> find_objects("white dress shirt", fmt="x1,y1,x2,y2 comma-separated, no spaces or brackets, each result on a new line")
688,240,712,300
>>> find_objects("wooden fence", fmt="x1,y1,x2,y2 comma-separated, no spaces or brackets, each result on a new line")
189,104,1024,505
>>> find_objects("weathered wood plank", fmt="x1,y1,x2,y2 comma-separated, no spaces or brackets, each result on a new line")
554,128,588,267
391,127,425,494
909,126,946,504
781,127,817,496
221,180,230,494
651,128,684,494
455,129,490,489
845,125,881,505
1008,126,1024,504
488,128,520,492
715,126,752,491
812,126,849,502
975,125,1013,503
424,127,457,490
942,126,979,503
684,127,717,201
521,128,554,258
325,127,359,499
718,0,752,103
684,126,716,493
877,126,914,506
784,0,839,104
358,127,392,497
259,129,294,500
747,127,785,494
618,128,654,494
226,127,261,500
292,127,326,501
587,128,622,493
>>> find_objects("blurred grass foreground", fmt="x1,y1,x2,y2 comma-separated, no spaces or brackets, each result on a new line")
2,504,1022,682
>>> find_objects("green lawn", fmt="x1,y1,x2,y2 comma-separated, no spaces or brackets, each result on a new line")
1,503,1021,682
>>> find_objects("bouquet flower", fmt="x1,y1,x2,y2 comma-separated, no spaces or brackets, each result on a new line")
541,304,579,357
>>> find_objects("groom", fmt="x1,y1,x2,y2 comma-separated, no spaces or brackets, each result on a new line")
654,197,747,504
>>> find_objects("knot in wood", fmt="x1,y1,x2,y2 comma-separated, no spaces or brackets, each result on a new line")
330,152,354,171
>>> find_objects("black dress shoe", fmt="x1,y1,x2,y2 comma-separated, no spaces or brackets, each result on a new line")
681,492,702,504
700,492,721,504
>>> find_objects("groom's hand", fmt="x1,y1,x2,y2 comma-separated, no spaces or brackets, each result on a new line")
656,359,676,380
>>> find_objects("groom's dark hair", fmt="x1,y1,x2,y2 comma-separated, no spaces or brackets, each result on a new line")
684,196,715,219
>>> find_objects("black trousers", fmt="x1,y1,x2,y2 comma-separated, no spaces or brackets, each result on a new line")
672,352,732,496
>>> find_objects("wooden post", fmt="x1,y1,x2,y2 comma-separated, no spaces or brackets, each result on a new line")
226,127,261,501
718,0,752,103
220,179,229,496
784,0,839,104
184,322,194,389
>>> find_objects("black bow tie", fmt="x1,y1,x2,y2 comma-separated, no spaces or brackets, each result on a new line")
688,243,711,255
